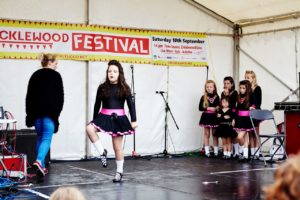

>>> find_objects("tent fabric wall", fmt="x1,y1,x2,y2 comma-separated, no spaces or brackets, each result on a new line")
4,0,299,159
50,61,87,160
89,0,232,34
0,0,87,23
240,30,297,109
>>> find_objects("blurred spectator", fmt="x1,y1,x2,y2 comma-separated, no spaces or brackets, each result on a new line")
264,155,300,200
49,187,86,200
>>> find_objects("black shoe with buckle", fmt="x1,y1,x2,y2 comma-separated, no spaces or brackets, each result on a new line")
113,172,123,183
100,149,108,168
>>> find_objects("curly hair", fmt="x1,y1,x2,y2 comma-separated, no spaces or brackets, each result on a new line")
264,155,300,200
98,60,130,98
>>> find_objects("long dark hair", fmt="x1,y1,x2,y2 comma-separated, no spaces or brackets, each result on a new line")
238,80,252,108
98,60,130,97
224,76,235,91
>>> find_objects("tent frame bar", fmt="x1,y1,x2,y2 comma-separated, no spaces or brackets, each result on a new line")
183,0,234,28
242,26,300,36
238,45,294,92
237,11,300,27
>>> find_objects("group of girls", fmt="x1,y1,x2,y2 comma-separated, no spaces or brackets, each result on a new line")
199,71,262,160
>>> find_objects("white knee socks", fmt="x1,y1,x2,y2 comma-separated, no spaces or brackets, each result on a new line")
116,160,124,173
233,143,239,155
93,139,104,155
204,146,210,154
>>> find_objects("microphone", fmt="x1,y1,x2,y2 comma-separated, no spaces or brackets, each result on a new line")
156,91,166,94
130,64,134,69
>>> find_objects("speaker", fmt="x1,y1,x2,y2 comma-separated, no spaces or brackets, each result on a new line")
285,111,300,155
7,129,50,166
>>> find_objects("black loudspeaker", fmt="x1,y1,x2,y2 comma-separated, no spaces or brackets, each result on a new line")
7,129,50,166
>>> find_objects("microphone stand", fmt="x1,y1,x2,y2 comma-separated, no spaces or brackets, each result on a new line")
156,91,179,156
130,65,140,157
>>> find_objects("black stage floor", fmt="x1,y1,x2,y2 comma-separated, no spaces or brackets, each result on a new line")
4,155,280,200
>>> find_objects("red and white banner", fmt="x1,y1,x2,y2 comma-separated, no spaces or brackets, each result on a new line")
0,20,208,67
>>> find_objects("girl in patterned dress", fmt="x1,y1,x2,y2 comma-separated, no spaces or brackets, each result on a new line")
199,80,220,157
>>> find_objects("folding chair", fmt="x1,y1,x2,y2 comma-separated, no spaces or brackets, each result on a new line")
249,109,287,166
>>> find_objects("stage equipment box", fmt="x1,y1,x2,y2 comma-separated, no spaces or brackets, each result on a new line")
7,129,50,166
285,110,300,155
0,154,27,178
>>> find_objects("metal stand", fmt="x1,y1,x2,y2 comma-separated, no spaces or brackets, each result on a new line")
156,91,179,156
130,65,140,157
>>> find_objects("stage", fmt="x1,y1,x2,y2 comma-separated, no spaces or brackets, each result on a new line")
6,155,279,200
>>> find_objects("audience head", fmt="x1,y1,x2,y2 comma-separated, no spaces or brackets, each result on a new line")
264,155,300,200
49,187,86,200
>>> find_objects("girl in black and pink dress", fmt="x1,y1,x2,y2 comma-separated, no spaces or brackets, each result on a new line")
221,76,239,157
199,80,220,157
86,60,137,182
215,96,237,159
234,80,255,161
245,70,262,158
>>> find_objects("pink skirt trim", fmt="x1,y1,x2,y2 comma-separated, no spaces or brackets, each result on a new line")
100,108,125,116
90,123,135,137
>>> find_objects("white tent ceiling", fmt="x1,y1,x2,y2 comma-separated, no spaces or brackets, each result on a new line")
189,0,300,27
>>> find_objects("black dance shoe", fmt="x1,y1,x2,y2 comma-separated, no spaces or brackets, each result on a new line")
100,149,108,168
113,172,123,183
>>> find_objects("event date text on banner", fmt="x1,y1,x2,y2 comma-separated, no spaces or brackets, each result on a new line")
151,35,208,66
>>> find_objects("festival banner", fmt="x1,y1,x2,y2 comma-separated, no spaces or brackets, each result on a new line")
0,19,208,67
151,33,207,67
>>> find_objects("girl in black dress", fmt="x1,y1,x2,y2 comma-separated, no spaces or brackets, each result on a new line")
245,70,262,158
215,96,237,159
199,80,220,157
234,80,255,161
221,76,239,157
86,60,137,182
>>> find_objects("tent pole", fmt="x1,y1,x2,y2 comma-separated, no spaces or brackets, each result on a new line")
206,66,208,81
233,25,241,82
295,30,300,99
84,0,91,159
